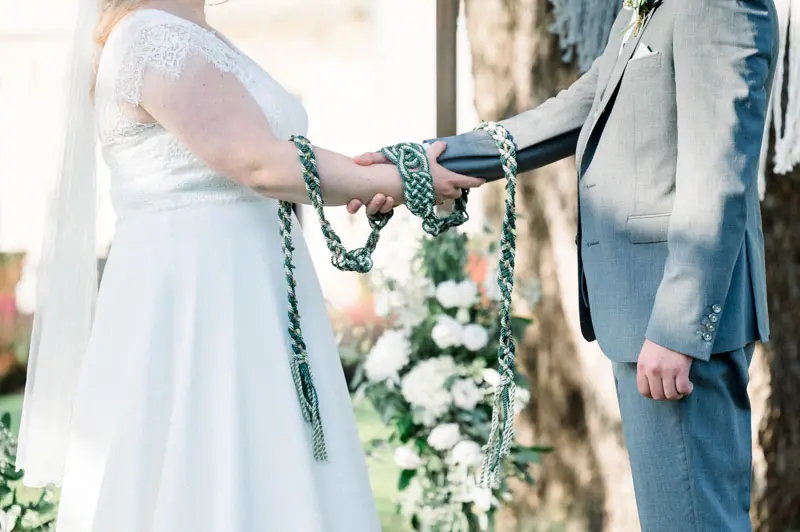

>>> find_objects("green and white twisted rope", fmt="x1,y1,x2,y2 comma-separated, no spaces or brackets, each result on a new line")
379,142,469,236
279,124,519,488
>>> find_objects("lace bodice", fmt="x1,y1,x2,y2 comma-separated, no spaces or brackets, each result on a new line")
94,9,309,217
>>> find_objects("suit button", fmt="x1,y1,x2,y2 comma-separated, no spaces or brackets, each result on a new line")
712,304,722,314
709,313,719,323
703,333,713,342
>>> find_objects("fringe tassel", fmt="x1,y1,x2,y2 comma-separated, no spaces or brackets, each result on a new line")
549,0,623,73
757,0,797,196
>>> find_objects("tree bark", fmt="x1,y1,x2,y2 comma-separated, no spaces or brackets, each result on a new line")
463,1,638,530
751,162,800,530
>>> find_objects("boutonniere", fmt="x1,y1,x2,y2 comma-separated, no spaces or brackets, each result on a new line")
623,0,660,36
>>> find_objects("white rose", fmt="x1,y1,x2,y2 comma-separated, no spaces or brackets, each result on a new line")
401,356,457,420
435,280,462,309
427,423,461,451
454,280,478,308
0,509,8,532
431,315,463,349
394,446,423,470
451,379,484,410
451,440,483,467
364,330,411,382
482,368,501,388
462,324,489,352
515,387,531,413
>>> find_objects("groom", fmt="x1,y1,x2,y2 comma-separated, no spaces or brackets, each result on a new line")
351,1,778,530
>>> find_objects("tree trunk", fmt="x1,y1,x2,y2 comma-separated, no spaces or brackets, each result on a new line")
463,1,638,530
463,1,800,531
751,161,800,530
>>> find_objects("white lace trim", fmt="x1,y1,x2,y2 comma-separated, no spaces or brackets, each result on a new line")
115,13,251,106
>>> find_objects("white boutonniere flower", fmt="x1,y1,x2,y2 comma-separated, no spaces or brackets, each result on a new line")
623,0,659,36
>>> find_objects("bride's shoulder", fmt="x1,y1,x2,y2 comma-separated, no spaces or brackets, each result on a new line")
101,9,238,80
97,8,245,106
106,9,211,50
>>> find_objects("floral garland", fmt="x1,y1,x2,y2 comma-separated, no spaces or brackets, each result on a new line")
353,230,549,531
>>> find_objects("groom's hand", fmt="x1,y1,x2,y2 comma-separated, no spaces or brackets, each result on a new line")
636,340,694,401
348,141,484,215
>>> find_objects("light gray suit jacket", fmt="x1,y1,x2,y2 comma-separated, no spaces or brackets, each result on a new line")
434,0,778,362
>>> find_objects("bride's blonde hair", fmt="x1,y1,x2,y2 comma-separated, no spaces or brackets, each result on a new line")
92,0,144,95
96,0,144,47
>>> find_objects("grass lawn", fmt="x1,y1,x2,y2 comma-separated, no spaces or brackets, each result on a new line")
0,393,412,531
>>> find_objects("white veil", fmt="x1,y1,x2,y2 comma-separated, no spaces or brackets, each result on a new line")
16,0,100,487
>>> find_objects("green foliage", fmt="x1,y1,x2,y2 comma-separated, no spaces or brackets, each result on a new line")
0,414,57,531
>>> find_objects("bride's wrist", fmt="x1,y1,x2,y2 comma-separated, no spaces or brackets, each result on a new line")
371,163,404,202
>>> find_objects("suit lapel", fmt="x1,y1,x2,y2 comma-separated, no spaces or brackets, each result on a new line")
598,17,650,115
577,8,659,176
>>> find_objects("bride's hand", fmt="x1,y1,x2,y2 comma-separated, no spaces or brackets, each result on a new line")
348,141,484,215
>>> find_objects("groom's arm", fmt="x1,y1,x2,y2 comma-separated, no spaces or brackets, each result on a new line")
431,56,602,180
644,0,777,361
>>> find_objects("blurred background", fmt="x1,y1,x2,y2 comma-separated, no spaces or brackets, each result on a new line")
0,0,798,531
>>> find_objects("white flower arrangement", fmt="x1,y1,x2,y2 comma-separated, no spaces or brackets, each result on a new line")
353,231,549,531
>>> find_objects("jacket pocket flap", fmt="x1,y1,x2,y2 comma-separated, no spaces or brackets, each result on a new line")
626,213,671,244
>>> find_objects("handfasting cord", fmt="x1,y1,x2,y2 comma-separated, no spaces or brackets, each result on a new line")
279,124,519,489
474,122,519,489
379,142,469,236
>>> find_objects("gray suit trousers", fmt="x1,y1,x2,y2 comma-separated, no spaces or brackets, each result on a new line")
612,344,755,531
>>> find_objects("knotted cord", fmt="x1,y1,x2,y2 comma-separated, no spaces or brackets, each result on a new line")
279,123,519,487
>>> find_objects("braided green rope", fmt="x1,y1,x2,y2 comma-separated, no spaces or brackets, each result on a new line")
279,126,519,488
380,142,469,236
473,122,519,489
291,136,393,273
278,198,328,461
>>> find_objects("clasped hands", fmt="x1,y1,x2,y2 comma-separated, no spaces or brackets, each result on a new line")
347,142,693,402
347,141,484,215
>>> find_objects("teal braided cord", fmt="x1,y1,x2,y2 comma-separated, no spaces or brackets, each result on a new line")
291,135,393,273
278,199,328,461
380,143,469,236
473,122,520,489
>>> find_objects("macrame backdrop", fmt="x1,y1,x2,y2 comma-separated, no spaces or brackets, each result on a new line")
548,0,798,198
549,0,622,74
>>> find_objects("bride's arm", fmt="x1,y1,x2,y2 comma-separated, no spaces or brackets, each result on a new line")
138,56,481,206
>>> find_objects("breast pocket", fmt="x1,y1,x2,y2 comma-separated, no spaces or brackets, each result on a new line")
626,52,662,74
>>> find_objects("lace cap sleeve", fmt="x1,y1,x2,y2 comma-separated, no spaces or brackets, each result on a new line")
110,11,244,107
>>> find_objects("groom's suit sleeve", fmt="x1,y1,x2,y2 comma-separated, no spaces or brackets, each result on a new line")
644,0,777,361
430,57,602,180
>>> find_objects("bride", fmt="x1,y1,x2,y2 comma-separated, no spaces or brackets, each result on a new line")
16,0,482,530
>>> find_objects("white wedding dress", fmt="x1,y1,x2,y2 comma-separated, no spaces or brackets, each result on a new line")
53,9,380,532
